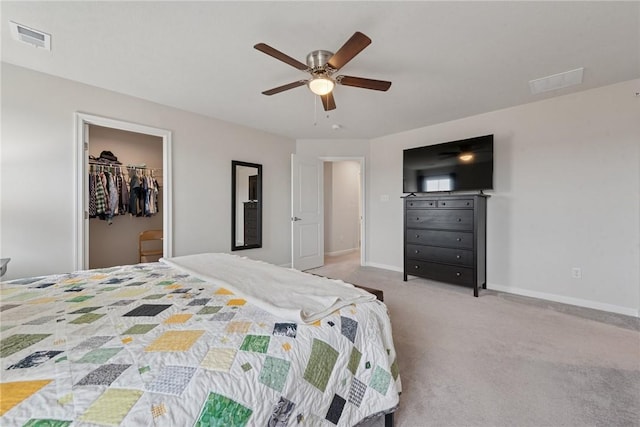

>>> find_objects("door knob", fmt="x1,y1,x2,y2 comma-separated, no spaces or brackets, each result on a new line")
292,217,302,221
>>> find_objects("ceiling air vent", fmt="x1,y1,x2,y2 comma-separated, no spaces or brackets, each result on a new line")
529,68,584,95
9,21,51,50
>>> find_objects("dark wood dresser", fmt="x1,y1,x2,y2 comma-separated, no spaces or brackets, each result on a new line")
243,202,258,245
403,194,488,296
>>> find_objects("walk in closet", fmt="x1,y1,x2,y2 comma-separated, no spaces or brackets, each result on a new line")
88,125,163,268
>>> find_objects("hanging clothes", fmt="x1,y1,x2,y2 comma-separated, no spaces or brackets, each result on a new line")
88,162,160,223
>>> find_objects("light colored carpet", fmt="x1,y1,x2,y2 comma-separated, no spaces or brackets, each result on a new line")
308,252,640,427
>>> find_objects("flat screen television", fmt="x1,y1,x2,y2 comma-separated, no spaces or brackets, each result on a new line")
403,134,493,193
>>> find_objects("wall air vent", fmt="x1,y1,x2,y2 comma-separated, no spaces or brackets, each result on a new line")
9,21,51,50
529,67,584,95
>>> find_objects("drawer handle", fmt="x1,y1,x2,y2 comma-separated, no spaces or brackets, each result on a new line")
415,250,420,254
456,272,461,277
417,217,420,220
416,234,420,238
456,238,462,242
442,202,446,206
457,218,462,222
466,202,470,206
456,255,461,259
414,265,420,270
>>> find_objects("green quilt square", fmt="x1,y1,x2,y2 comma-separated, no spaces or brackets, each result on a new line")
69,306,101,314
194,392,252,427
66,295,94,303
369,365,391,395
123,324,158,335
70,313,105,324
0,334,50,358
143,294,166,300
347,347,362,375
259,356,291,392
390,358,400,380
239,335,270,353
303,339,338,392
23,419,71,427
197,306,223,315
76,347,122,364
155,281,175,286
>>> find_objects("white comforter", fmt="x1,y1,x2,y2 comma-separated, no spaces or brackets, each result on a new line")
161,253,376,324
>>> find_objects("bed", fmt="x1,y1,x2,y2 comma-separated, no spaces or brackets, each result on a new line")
0,253,400,426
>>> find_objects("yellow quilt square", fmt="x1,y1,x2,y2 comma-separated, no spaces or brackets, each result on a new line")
114,288,148,298
145,330,204,352
79,388,143,425
151,403,167,418
165,284,182,290
227,299,246,306
164,314,193,324
27,297,58,305
0,379,52,415
215,287,234,295
200,348,237,372
225,321,252,334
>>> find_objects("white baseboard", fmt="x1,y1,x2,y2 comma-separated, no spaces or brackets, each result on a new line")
363,261,404,273
488,283,639,318
325,248,358,257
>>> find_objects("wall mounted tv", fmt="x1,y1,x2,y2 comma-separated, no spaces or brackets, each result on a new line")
403,134,493,193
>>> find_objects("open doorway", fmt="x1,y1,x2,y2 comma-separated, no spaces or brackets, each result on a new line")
75,113,172,271
323,160,362,266
88,125,164,268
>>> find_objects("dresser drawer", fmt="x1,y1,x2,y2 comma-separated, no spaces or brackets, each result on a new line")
405,260,474,286
437,199,473,208
406,229,473,249
406,244,473,266
406,209,473,231
406,199,437,209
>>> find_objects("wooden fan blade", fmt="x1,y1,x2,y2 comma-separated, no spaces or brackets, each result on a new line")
321,92,336,111
337,75,392,91
328,31,371,70
262,80,307,96
254,43,308,71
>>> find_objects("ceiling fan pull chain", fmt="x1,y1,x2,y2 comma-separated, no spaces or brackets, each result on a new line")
313,94,318,126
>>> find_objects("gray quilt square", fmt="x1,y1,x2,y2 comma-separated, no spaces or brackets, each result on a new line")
76,364,131,386
146,365,197,396
73,336,113,351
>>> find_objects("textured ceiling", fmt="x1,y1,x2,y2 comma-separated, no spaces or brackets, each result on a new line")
2,1,639,140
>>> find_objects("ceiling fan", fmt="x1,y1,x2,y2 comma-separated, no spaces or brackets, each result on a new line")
254,31,391,111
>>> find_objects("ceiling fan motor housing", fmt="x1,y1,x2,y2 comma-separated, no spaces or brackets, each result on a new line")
306,50,334,73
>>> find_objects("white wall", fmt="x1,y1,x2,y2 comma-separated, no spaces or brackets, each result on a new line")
1,63,295,280
323,161,361,255
369,79,640,316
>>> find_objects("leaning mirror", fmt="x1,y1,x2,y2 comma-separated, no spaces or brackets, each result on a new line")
232,161,262,251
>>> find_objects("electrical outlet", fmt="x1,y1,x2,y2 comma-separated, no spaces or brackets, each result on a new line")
571,267,582,279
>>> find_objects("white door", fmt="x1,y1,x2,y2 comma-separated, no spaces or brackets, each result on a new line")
291,154,324,270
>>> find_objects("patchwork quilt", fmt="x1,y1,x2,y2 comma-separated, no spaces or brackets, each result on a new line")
0,258,400,426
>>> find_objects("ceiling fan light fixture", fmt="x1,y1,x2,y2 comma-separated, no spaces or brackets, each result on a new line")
308,76,335,96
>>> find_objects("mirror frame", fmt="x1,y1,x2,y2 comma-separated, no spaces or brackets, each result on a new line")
231,160,262,251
